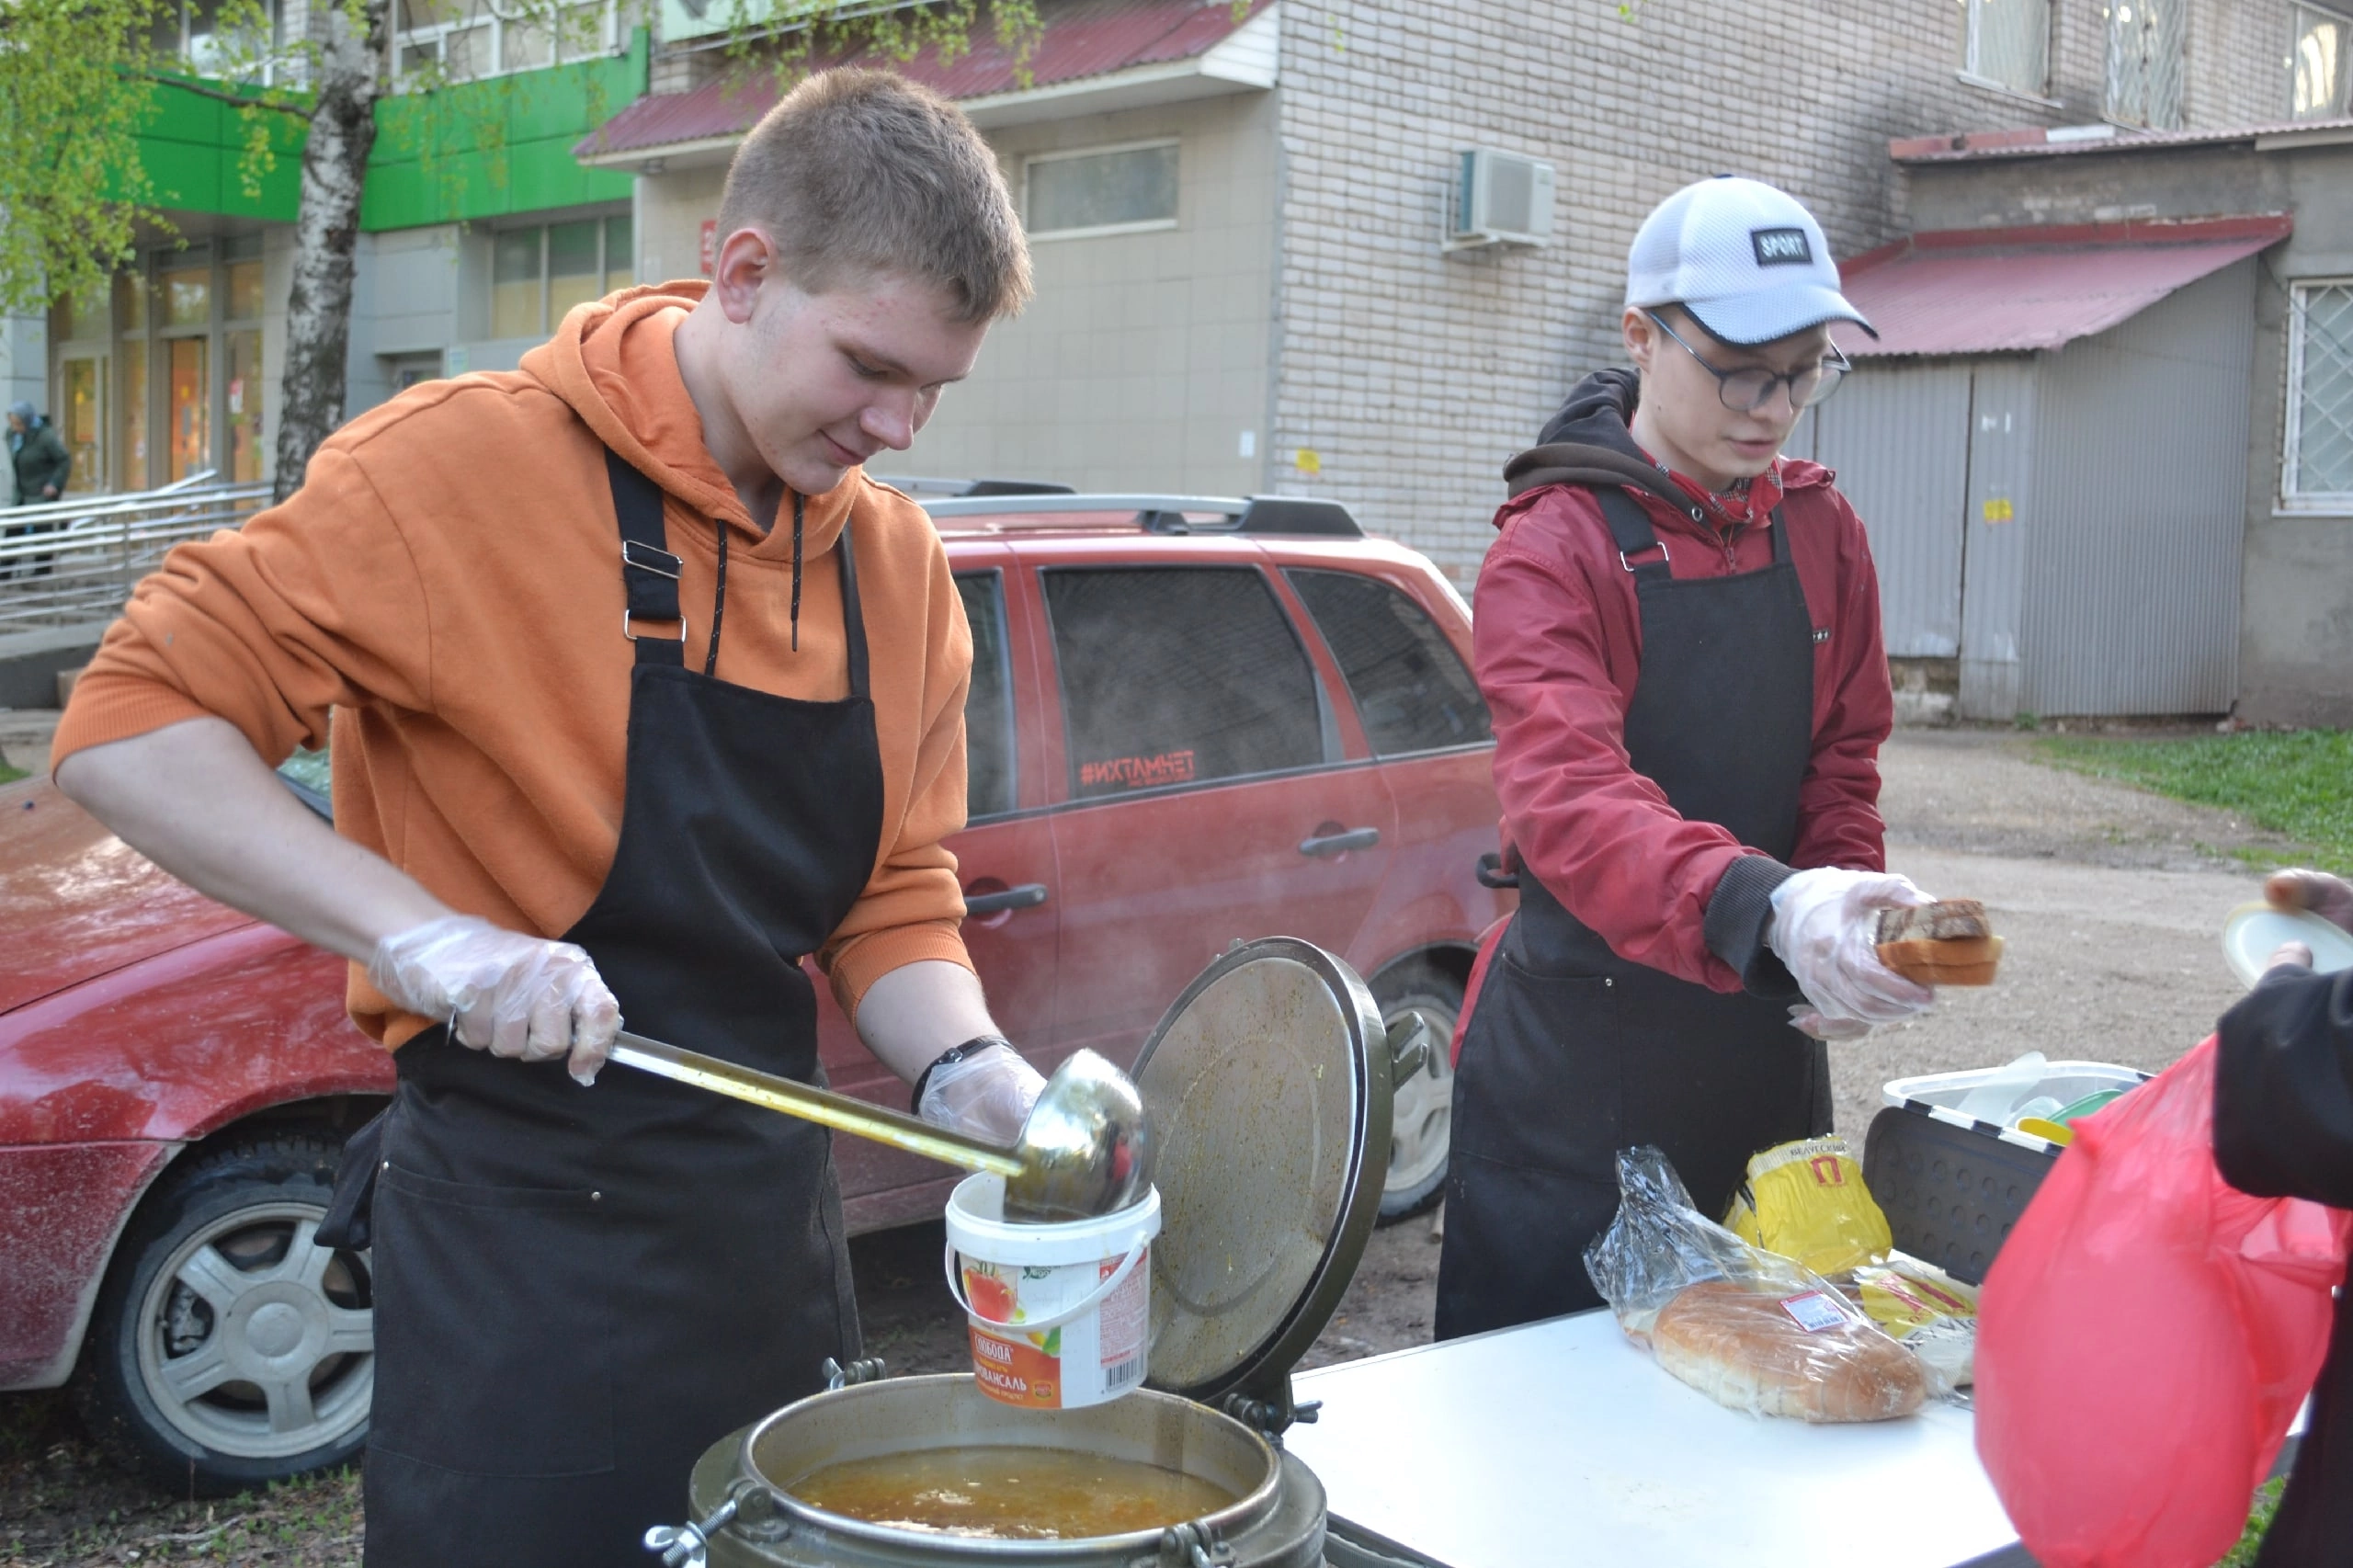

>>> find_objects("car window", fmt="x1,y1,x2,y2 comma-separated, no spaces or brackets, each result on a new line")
277,745,333,821
1043,566,1323,799
278,747,331,795
957,571,1017,819
1286,569,1493,756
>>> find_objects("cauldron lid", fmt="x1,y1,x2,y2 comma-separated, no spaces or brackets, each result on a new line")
1131,938,1390,1404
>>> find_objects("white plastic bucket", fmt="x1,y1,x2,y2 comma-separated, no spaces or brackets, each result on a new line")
944,1174,1161,1410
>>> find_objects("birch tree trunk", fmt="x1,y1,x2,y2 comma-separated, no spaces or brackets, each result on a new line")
273,0,389,502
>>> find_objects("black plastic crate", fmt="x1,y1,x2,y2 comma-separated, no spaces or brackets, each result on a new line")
1860,1105,2059,1286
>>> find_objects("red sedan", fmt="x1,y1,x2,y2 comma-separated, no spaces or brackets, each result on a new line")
0,492,1511,1491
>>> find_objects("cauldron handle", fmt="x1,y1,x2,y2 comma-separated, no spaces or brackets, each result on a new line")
643,1477,764,1568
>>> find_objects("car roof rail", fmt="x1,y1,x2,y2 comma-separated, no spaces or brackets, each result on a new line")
962,479,1078,496
921,492,1364,538
1235,496,1362,537
876,475,1077,498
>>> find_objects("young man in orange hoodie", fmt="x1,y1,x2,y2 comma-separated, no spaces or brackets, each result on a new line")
54,69,1039,1565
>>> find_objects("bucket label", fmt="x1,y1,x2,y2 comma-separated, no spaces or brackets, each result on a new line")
968,1324,1063,1405
959,1245,1150,1411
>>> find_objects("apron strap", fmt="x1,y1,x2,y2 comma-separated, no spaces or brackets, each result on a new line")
1597,487,1795,578
607,449,687,667
836,521,869,701
1595,486,1674,584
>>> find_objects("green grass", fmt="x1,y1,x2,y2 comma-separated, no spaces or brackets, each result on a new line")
2035,730,2353,876
2217,1477,2287,1567
0,762,25,786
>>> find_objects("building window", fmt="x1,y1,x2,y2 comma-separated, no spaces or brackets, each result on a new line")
489,214,633,339
2285,280,2353,512
1958,0,2050,97
51,234,267,494
154,0,297,83
393,0,613,85
2107,0,2186,130
1023,142,1179,239
2294,4,2352,119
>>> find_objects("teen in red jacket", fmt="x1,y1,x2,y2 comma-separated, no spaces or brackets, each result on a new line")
1437,177,1942,1338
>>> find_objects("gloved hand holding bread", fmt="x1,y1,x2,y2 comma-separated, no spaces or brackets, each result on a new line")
1766,869,2006,1038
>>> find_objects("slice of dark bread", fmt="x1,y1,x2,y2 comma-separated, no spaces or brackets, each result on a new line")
1874,900,1991,945
1875,900,2002,986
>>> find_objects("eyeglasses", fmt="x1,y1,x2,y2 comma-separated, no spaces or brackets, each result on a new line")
1645,311,1851,414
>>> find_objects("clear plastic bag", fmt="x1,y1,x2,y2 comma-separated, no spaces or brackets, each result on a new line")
1975,1036,2352,1568
1850,1256,1978,1391
1585,1147,1933,1422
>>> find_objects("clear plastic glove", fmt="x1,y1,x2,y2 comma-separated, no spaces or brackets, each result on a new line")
917,1041,1046,1145
1787,1004,1873,1041
1767,868,1937,1028
367,915,620,1085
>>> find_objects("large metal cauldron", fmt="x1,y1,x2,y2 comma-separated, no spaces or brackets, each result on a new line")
674,1375,1326,1567
652,938,1418,1568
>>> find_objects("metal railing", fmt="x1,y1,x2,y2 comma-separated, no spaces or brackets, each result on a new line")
0,473,271,633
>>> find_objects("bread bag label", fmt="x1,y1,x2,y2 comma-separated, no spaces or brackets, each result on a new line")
1779,1291,1848,1333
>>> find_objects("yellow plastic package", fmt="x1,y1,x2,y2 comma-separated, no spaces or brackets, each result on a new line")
1724,1135,1893,1279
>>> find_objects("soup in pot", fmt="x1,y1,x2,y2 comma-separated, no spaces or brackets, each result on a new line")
791,1445,1238,1540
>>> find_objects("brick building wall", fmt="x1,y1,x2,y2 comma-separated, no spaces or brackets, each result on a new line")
1267,0,2299,585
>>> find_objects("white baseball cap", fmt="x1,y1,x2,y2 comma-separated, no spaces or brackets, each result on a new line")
1625,176,1877,346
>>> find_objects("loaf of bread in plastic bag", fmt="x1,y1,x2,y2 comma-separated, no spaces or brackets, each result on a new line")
1651,1279,1929,1423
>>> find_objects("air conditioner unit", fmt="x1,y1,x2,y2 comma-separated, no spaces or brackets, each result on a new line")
1448,148,1556,251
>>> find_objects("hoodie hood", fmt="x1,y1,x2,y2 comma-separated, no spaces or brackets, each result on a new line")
521,281,855,565
1502,365,1833,517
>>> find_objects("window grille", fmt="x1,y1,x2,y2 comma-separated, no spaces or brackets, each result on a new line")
2285,280,2353,511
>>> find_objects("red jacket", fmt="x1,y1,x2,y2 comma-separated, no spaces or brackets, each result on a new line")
1476,370,1895,995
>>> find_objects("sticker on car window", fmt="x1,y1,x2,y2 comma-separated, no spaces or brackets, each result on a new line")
1079,750,1197,791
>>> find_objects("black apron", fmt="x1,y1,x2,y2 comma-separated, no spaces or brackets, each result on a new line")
359,454,881,1564
1435,485,1829,1340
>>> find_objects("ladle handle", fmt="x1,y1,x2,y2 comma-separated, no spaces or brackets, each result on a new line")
608,1031,1024,1177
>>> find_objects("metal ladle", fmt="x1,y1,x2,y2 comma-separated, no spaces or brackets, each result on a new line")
606,1032,1153,1221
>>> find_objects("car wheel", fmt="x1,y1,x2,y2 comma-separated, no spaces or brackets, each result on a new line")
1375,969,1462,1221
74,1131,373,1495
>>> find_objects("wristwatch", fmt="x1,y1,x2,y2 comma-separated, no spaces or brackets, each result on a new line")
911,1033,1015,1113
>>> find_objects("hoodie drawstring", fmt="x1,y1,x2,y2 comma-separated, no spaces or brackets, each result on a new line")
704,508,729,677
789,492,804,653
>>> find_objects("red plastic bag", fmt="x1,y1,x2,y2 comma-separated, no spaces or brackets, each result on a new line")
1975,1036,2353,1568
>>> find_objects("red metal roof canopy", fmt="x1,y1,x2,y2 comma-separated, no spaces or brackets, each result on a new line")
1834,214,2292,358
581,0,1271,160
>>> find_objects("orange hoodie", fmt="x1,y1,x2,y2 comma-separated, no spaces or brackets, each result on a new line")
51,283,974,1047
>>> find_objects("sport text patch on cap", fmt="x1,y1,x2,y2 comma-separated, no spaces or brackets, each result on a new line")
1750,227,1813,267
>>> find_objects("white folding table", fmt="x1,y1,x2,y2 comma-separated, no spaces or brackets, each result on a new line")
1287,1308,2032,1568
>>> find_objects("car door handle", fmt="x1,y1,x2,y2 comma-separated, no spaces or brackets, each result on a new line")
1476,851,1520,890
1300,826,1381,858
963,883,1050,916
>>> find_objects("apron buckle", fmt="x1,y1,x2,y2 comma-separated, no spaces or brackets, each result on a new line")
1618,538,1671,574
622,608,689,644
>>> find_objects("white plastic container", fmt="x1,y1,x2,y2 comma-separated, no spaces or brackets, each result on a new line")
1882,1059,2149,1144
944,1173,1162,1411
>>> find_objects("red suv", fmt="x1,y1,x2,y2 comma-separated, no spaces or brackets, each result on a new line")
0,491,1510,1491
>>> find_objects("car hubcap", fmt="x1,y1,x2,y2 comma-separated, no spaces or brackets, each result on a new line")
137,1203,374,1460
1385,1000,1456,1195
